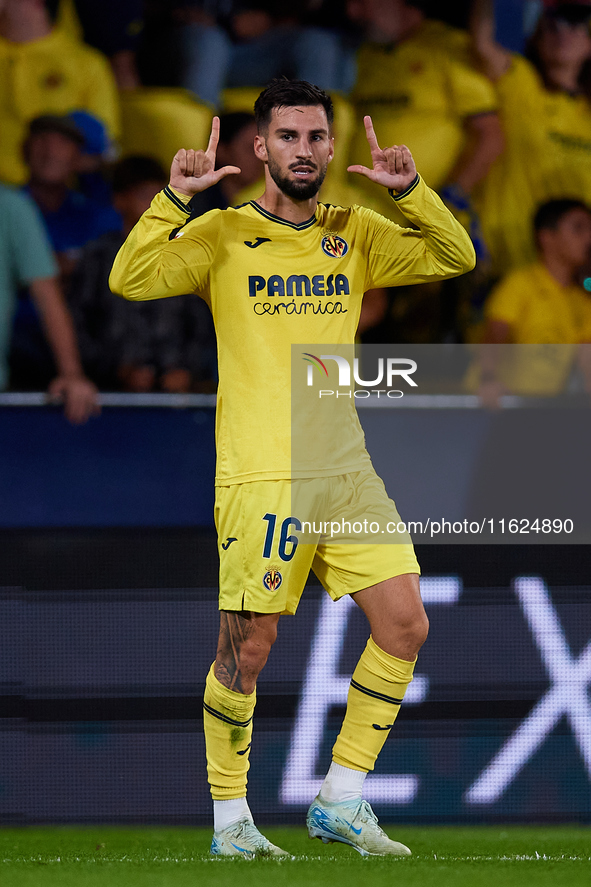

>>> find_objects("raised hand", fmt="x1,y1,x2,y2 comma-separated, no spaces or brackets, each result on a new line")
347,116,417,194
169,116,241,197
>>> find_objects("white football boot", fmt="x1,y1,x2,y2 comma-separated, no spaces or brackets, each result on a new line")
307,795,411,857
210,817,290,858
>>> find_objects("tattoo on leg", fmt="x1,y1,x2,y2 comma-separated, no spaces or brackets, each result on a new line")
215,611,257,693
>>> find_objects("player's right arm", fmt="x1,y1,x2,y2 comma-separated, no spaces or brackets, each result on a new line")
110,117,240,302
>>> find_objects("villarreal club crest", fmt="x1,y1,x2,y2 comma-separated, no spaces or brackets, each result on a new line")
321,234,348,258
263,568,283,592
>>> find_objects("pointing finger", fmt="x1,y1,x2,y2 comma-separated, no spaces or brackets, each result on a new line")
206,116,220,158
364,116,381,154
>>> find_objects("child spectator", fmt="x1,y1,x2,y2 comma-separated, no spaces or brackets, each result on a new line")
479,198,591,401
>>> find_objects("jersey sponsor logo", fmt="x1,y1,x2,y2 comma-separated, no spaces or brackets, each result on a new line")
248,273,350,299
254,300,348,316
263,568,283,592
221,537,237,550
244,236,272,248
321,234,348,258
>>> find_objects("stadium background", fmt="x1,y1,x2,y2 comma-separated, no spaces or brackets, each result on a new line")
2,0,590,839
1,400,590,826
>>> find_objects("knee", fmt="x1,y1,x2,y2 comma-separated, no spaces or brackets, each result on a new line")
380,610,429,660
410,610,429,652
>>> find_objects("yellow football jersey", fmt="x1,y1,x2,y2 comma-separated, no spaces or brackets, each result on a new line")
486,263,591,344
0,27,120,185
349,20,497,221
110,176,474,484
474,54,591,275
482,262,591,394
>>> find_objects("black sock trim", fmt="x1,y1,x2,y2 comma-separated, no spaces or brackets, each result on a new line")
203,701,252,728
350,678,403,706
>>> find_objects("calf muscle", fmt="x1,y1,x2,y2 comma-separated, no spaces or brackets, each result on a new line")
214,610,279,694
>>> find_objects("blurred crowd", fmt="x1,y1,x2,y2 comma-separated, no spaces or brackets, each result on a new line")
1,0,591,420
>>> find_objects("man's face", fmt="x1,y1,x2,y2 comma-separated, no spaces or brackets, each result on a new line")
537,14,591,69
26,131,80,185
544,208,591,268
254,105,334,201
1,0,40,20
218,120,262,187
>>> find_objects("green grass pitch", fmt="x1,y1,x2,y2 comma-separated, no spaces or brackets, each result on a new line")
1,825,589,887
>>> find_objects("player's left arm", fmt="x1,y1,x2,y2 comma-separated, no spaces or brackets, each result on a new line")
349,117,476,285
347,116,420,196
110,117,235,302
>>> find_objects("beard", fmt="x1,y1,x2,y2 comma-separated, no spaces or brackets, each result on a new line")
266,154,328,201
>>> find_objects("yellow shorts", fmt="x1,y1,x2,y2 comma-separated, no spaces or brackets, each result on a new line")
215,466,420,615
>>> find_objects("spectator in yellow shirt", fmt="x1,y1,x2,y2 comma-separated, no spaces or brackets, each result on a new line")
347,0,504,241
480,198,591,400
471,0,591,275
0,0,120,185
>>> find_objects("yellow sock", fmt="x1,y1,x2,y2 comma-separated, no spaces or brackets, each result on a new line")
203,663,256,800
332,636,416,772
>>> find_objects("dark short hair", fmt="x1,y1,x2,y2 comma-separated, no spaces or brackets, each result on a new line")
111,155,167,194
526,5,591,100
254,79,334,132
218,112,256,145
533,198,591,233
546,3,591,27
27,114,85,146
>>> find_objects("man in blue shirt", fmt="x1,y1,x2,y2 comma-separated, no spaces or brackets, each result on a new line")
10,114,120,390
22,114,120,280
